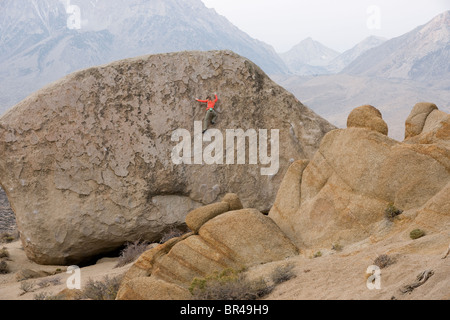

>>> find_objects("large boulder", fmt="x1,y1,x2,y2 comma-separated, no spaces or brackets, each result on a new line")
0,50,334,265
185,193,243,233
117,207,298,300
185,202,230,233
270,104,450,249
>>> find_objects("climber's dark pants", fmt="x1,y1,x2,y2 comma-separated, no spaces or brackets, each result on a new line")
203,109,218,132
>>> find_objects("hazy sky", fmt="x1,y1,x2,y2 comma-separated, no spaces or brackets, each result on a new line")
201,0,450,53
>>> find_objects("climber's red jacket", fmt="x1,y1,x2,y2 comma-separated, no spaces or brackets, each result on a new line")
197,94,218,110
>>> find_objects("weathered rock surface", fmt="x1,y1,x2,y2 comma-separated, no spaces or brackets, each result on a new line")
117,207,298,300
185,192,243,233
347,105,388,136
0,50,334,265
404,102,450,147
185,202,230,233
221,193,244,211
404,102,438,139
270,104,450,249
117,276,192,300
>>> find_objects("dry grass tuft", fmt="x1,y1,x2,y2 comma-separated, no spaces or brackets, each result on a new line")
115,240,150,268
81,275,123,300
374,254,395,269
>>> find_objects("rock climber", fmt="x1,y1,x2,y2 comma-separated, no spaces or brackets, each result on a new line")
196,94,218,133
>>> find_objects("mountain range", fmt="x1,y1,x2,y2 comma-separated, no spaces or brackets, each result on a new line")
274,10,450,140
0,1,449,131
279,35,388,76
343,10,450,81
326,35,387,73
0,0,287,113
279,37,340,75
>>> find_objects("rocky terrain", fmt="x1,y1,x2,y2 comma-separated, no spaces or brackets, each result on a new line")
0,50,334,266
0,100,448,301
0,49,448,301
270,103,449,249
114,102,449,300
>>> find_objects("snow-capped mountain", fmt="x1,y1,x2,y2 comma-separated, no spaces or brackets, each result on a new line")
343,10,450,81
279,37,341,75
0,0,288,114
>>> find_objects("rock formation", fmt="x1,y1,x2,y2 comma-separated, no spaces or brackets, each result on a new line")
404,102,450,146
0,50,335,265
404,102,438,139
185,193,243,233
116,194,298,300
347,104,388,136
270,104,449,249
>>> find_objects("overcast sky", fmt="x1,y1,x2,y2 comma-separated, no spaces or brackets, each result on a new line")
201,0,450,53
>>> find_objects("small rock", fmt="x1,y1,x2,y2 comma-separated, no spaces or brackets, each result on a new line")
185,202,230,233
15,269,51,282
347,105,388,135
221,193,244,211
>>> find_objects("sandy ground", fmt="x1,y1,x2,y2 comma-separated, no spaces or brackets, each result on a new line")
0,226,448,300
0,240,132,300
259,232,450,300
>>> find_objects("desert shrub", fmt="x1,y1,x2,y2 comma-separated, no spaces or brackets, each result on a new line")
331,243,343,252
311,251,322,258
374,254,394,269
189,268,240,293
0,260,9,274
271,264,297,285
385,203,403,221
33,292,51,300
33,292,65,300
37,277,62,289
81,275,123,300
159,227,186,244
0,230,19,244
19,281,35,295
0,247,9,259
115,240,150,268
190,268,272,300
410,229,425,240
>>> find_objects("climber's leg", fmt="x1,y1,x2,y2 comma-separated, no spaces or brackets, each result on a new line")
203,110,213,133
211,109,218,125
